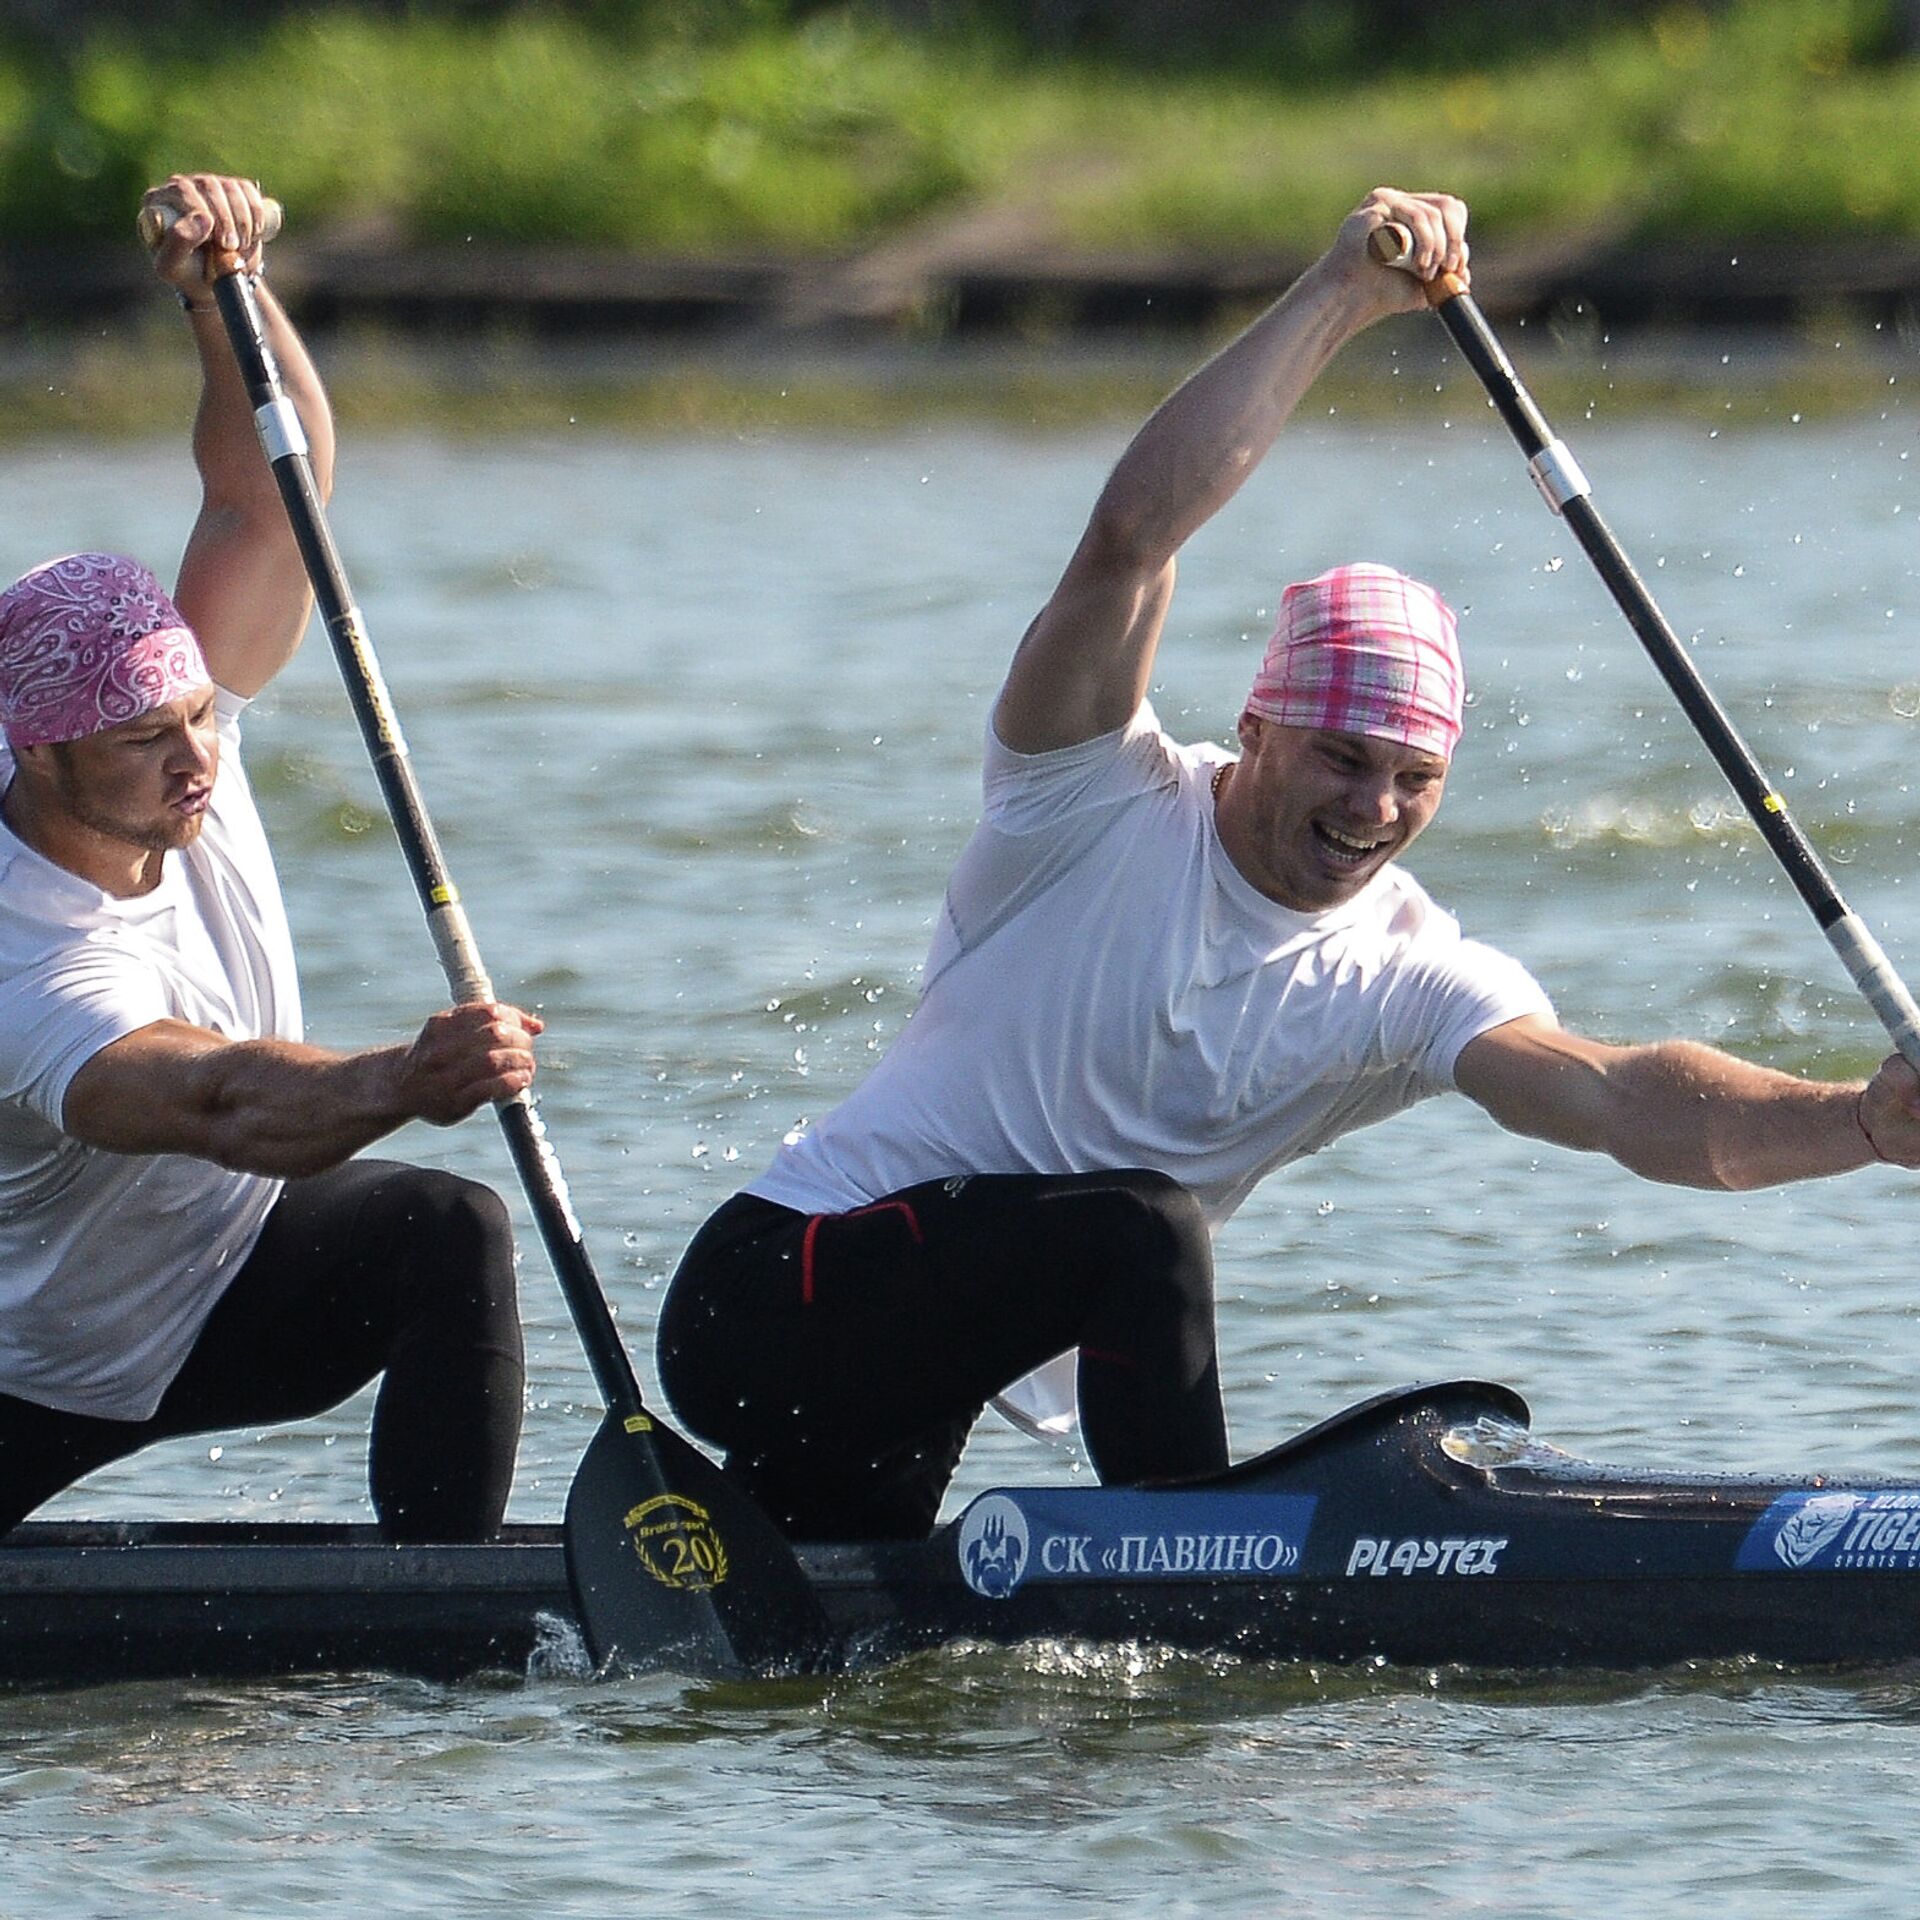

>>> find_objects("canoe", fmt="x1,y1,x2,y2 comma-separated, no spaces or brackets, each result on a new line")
8,1379,1920,1688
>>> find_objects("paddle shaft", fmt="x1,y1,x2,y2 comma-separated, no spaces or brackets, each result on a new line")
1370,224,1920,1070
207,265,648,1421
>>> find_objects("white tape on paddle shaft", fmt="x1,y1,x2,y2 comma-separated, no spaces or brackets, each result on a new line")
1826,912,1920,1067
1527,439,1591,515
427,902,495,1008
253,395,308,463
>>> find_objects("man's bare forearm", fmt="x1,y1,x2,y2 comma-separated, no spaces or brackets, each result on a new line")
187,278,335,513
1589,1040,1865,1192
64,1003,541,1180
1091,261,1373,572
179,1036,415,1177
64,1032,414,1179
994,188,1465,756
158,178,337,697
1457,1018,1910,1192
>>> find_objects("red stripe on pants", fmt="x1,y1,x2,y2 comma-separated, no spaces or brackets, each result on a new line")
800,1200,924,1305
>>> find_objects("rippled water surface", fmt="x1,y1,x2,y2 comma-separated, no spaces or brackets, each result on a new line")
2,365,1918,1915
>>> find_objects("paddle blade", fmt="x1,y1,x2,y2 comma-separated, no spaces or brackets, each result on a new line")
563,1410,835,1678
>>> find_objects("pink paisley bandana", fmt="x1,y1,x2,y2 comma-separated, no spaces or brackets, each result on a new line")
1246,562,1463,761
0,553,210,748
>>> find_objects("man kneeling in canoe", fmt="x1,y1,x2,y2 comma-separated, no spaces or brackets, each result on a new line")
0,174,541,1544
660,185,1920,1543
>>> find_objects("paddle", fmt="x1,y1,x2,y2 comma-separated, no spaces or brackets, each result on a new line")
143,200,834,1677
1371,221,1920,1070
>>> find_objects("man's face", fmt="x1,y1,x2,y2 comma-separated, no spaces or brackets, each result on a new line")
41,687,220,856
1218,715,1448,911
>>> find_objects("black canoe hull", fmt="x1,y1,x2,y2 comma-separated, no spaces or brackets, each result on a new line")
10,1381,1920,1686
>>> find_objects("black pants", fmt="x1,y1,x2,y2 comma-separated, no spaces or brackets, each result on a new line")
657,1168,1227,1543
0,1159,524,1544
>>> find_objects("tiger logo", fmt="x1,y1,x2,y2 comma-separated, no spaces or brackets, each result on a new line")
1772,1492,1860,1570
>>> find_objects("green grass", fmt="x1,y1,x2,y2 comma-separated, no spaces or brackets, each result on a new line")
1,12,980,250
1,0,1914,253
2,311,1903,443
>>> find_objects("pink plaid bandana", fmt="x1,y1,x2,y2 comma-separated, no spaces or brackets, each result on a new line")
0,553,210,749
1246,562,1463,761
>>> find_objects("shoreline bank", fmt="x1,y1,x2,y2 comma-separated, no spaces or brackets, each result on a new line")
6,231,1920,347
0,320,1906,442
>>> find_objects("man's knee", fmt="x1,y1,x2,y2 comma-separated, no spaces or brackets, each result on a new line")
386,1166,509,1242
375,1168,519,1317
1054,1170,1214,1335
1119,1168,1208,1241
1074,1169,1209,1271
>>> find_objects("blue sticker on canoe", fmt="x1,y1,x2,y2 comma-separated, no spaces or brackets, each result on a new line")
955,1488,1317,1600
1737,1489,1920,1572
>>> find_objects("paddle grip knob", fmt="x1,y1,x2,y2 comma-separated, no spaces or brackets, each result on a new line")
1367,221,1468,306
137,197,285,252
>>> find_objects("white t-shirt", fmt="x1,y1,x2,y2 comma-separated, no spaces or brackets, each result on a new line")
0,690,303,1419
752,703,1552,1226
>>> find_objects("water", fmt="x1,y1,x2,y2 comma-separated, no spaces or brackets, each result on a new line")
1,370,1917,1914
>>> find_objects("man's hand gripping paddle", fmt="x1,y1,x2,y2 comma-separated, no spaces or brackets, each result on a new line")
144,196,834,1677
1371,221,1920,1073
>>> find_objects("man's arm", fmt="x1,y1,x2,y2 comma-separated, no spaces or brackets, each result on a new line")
142,172,337,700
1455,1014,1920,1190
993,187,1469,754
60,1001,542,1181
